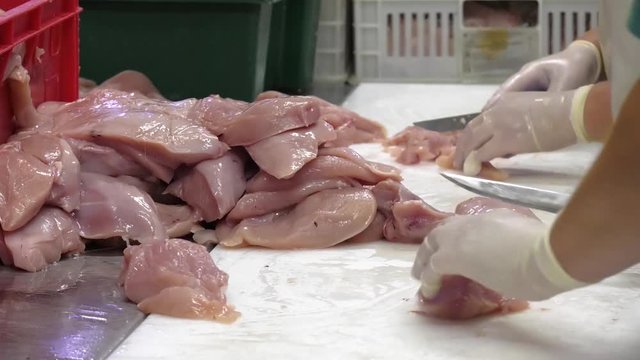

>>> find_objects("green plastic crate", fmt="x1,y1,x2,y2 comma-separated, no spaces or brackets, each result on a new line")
79,0,276,101
265,0,321,95
79,0,320,101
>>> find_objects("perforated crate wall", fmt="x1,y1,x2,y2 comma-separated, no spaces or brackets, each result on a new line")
353,0,599,83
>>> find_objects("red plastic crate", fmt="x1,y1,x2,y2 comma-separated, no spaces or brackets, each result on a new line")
0,0,80,143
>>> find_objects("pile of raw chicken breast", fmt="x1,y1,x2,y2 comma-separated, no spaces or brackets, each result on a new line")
1,66,535,322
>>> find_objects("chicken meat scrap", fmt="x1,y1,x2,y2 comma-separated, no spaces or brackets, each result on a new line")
14,133,81,212
219,97,322,146
255,90,387,146
245,148,401,194
165,150,247,222
3,207,83,272
371,180,452,244
244,120,337,179
75,172,167,243
384,126,509,181
119,239,238,322
0,143,55,231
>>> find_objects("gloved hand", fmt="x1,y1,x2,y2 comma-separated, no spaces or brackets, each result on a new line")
452,85,593,170
484,40,602,110
411,209,588,301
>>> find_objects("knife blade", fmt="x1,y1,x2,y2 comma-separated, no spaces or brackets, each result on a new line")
440,172,571,213
413,112,480,132
0,248,146,360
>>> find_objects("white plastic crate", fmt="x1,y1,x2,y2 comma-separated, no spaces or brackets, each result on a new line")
314,0,349,82
353,0,599,83
541,0,599,55
354,0,459,82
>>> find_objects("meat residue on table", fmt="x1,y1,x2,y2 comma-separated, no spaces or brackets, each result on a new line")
0,62,531,322
383,125,510,181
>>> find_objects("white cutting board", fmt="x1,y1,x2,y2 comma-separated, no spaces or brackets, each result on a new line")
109,84,640,360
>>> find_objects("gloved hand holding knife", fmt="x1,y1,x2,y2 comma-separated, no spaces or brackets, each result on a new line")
452,29,613,174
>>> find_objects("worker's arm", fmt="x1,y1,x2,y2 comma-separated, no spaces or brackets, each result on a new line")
552,80,640,283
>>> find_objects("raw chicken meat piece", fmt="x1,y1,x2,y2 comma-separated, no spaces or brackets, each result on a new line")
88,70,166,100
165,151,246,222
347,212,386,243
189,95,250,136
371,180,452,243
217,188,377,249
105,142,175,183
227,178,357,221
15,134,81,212
156,204,203,238
383,126,456,164
254,90,289,101
49,90,229,182
318,105,387,147
7,65,48,131
416,196,534,320
0,144,54,231
416,276,529,320
115,175,177,204
219,96,322,146
246,156,386,193
75,173,167,243
245,120,337,179
79,78,97,98
3,207,84,272
256,90,387,147
192,229,219,247
65,138,148,178
119,239,238,322
318,147,401,179
246,151,401,193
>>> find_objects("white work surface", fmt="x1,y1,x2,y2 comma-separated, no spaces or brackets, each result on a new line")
110,84,640,360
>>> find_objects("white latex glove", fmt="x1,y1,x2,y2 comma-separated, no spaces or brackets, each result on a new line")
484,40,602,110
411,209,588,301
453,85,593,170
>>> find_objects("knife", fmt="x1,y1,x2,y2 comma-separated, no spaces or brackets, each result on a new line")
413,112,480,132
0,248,146,360
440,172,571,213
